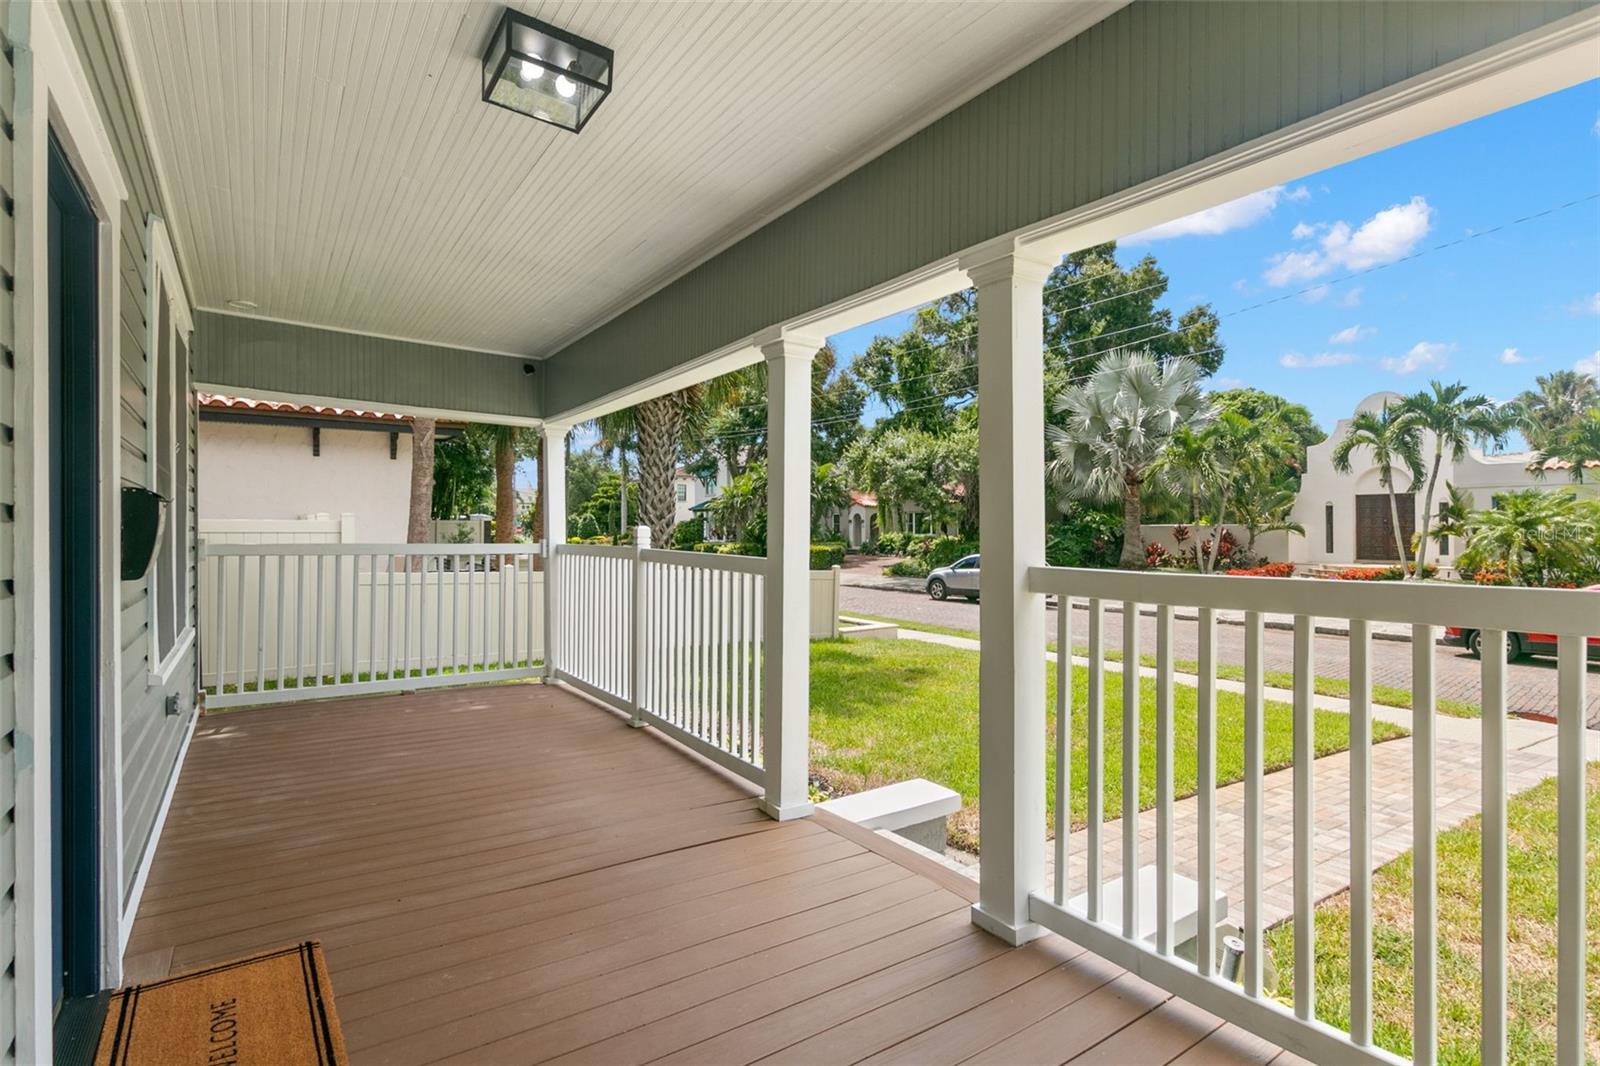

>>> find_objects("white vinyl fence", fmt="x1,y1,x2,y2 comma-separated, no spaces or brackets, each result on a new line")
1025,567,1595,1066
200,541,544,708
548,541,772,787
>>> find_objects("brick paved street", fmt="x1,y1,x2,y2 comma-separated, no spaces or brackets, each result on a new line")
840,585,1600,726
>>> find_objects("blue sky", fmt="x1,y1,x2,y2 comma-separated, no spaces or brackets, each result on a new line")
832,78,1600,436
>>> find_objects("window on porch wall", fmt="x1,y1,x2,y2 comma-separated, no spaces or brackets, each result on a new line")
146,219,194,677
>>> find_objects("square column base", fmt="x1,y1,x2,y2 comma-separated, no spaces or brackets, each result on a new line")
970,902,1047,946
757,798,814,822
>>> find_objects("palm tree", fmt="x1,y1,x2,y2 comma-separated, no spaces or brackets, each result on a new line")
1399,381,1505,575
1330,401,1424,574
593,415,639,537
407,417,438,544
594,375,748,549
1429,482,1473,552
1048,350,1214,568
1235,484,1305,557
1534,407,1600,484
1464,489,1596,586
489,425,534,546
1510,369,1600,450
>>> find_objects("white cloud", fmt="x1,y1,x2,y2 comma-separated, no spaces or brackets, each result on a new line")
1499,347,1526,365
1290,221,1320,240
1300,285,1330,304
1280,351,1358,369
1329,325,1375,345
1571,291,1600,315
1126,184,1308,243
1382,341,1454,375
1209,376,1248,390
1338,286,1364,308
1577,351,1600,376
1264,196,1433,286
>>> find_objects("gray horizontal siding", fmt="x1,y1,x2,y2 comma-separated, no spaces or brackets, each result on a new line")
541,0,1589,414
193,311,542,421
59,0,197,906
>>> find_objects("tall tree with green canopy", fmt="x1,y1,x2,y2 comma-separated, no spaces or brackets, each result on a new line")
1042,243,1224,384
1330,401,1425,574
1047,350,1214,568
1399,381,1507,574
432,424,496,519
854,243,1223,441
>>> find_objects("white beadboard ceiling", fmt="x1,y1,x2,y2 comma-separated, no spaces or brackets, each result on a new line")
119,1,1120,358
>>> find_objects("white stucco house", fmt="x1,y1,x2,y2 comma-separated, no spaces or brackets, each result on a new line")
822,490,880,548
198,394,460,543
1287,390,1591,567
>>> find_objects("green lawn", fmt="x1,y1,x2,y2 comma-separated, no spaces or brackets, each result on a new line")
809,639,1407,851
1265,765,1600,1066
842,609,1480,718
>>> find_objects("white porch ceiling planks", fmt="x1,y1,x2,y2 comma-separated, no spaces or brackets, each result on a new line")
118,0,1121,358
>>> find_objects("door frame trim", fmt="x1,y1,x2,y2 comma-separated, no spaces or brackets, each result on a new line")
13,2,129,1059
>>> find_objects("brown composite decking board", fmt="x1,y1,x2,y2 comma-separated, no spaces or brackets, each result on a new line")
128,682,1282,1065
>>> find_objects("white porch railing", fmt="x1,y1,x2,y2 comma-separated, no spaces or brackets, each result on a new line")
199,541,544,708
549,541,768,788
1023,567,1594,1066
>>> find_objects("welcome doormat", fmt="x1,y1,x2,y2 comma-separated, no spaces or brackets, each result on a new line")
94,941,348,1066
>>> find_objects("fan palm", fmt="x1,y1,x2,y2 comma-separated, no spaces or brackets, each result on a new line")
1330,401,1424,574
1399,381,1505,574
1047,350,1214,568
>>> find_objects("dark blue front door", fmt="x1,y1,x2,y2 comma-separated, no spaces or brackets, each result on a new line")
47,131,102,1013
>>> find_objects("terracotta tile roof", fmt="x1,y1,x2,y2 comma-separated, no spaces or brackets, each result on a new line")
849,490,877,507
1527,455,1600,472
198,393,415,424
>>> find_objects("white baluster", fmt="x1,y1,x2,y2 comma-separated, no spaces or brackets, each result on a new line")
1293,614,1315,1020
256,554,268,692
1086,597,1104,921
1555,633,1587,1065
1122,599,1140,940
1480,628,1507,1066
275,552,287,690
1054,595,1071,908
1413,622,1438,1066
1195,606,1217,977
1349,618,1373,1045
1155,603,1174,955
1243,610,1264,997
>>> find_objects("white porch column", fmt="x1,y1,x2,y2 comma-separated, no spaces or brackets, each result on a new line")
760,331,821,820
540,422,571,680
965,243,1055,945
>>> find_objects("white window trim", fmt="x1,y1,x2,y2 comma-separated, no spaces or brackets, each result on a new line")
145,217,195,686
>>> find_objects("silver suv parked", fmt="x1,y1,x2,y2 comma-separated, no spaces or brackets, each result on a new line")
926,555,979,601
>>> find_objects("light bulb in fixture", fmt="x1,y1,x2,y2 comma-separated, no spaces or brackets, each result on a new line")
519,57,543,83
555,74,576,99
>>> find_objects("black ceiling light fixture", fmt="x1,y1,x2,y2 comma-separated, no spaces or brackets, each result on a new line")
482,8,614,134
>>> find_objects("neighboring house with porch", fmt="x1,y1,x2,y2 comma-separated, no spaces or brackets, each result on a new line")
1288,390,1594,566
3,3,1594,1065
197,393,462,543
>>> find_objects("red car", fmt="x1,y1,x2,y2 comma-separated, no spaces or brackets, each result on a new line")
1445,584,1600,661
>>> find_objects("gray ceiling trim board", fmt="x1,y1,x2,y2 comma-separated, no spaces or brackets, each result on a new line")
193,311,542,422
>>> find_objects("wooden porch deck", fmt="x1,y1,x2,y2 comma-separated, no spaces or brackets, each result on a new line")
125,683,1297,1066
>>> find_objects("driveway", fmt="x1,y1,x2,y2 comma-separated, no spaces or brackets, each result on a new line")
839,585,1600,726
